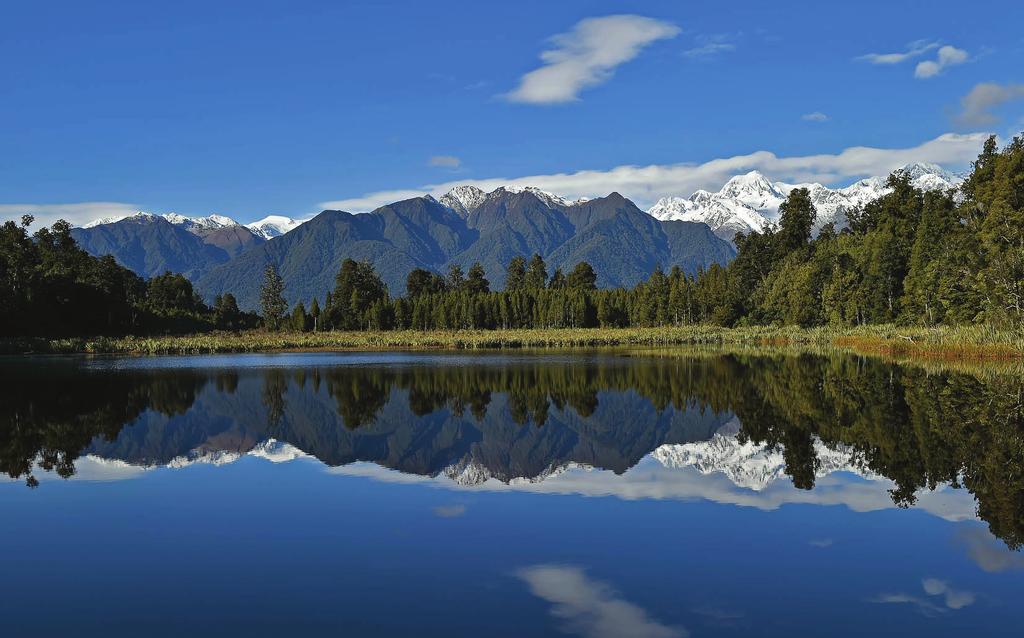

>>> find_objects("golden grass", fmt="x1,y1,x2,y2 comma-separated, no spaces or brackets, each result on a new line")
5,324,1022,362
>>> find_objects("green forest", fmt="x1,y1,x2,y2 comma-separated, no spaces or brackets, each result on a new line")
3,135,1023,338
271,135,1024,333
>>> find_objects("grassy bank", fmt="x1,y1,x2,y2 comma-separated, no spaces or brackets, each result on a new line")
4,324,1022,360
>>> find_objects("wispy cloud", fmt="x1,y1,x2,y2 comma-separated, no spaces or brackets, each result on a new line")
957,81,1024,126
428,155,462,169
869,578,975,617
320,132,989,212
921,578,975,609
432,504,466,518
868,593,947,617
955,525,1024,572
505,15,680,105
857,40,938,65
914,45,969,79
0,202,140,228
801,112,830,122
681,34,735,60
517,565,687,638
328,455,979,525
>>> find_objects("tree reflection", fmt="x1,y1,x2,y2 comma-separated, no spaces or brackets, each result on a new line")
0,364,207,487
1,353,1022,548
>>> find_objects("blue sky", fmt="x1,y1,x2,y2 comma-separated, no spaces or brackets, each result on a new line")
2,0,1023,225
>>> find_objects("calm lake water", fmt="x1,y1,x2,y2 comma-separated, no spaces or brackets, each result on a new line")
1,350,1022,637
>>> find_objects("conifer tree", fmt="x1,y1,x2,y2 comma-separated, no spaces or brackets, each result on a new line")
259,264,288,330
525,254,547,289
506,256,527,291
465,262,490,295
567,262,597,290
310,297,321,331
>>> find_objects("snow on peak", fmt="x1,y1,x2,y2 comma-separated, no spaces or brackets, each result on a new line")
248,439,309,463
498,185,569,208
648,194,768,241
81,210,302,240
648,162,964,242
82,211,154,228
651,428,871,491
441,184,596,215
246,215,304,239
163,213,239,231
439,185,487,217
899,162,963,184
83,211,242,234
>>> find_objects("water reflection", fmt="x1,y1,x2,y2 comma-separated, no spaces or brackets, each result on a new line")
517,565,686,638
2,351,1022,550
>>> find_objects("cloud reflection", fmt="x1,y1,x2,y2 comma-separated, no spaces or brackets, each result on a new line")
517,565,686,638
432,504,467,518
955,526,1024,573
869,578,975,616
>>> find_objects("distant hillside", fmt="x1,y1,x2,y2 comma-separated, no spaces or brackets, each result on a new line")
195,190,734,309
72,213,266,280
71,216,232,280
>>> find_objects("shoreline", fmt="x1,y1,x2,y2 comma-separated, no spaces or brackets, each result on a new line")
3,325,1022,361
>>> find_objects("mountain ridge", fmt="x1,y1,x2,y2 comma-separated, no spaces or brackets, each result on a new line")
648,162,964,242
195,191,735,309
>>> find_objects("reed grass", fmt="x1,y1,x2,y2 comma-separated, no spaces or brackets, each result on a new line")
3,324,1021,361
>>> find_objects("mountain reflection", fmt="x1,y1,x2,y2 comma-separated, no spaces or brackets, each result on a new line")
1,352,1022,547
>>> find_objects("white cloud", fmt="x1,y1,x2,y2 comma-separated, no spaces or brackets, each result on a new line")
327,455,978,524
870,578,975,617
432,504,466,518
505,15,680,105
319,132,989,212
801,112,830,122
914,45,968,78
428,155,462,169
681,34,735,60
857,40,938,65
868,593,947,617
957,82,1024,126
921,578,975,610
955,526,1024,572
0,201,140,228
517,565,687,638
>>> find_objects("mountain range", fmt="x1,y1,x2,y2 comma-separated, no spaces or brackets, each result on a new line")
648,162,964,242
69,161,961,308
73,189,733,309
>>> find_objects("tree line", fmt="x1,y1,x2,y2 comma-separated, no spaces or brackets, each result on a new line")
4,134,1022,338
261,134,1024,332
0,217,258,337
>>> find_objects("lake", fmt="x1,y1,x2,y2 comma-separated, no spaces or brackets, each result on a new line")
1,350,1022,637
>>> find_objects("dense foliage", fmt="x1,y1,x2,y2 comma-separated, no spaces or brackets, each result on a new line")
0,217,257,337
273,135,1024,332
5,135,1023,338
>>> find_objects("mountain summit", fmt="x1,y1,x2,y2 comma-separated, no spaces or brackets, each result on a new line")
647,163,964,242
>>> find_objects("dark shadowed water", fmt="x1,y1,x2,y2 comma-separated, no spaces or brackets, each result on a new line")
1,350,1022,637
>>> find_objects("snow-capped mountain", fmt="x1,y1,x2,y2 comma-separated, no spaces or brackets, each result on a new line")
163,213,239,232
82,211,156,228
439,185,487,217
648,189,769,240
246,215,304,239
651,425,872,491
438,184,590,217
83,211,241,231
648,163,965,242
81,210,306,240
